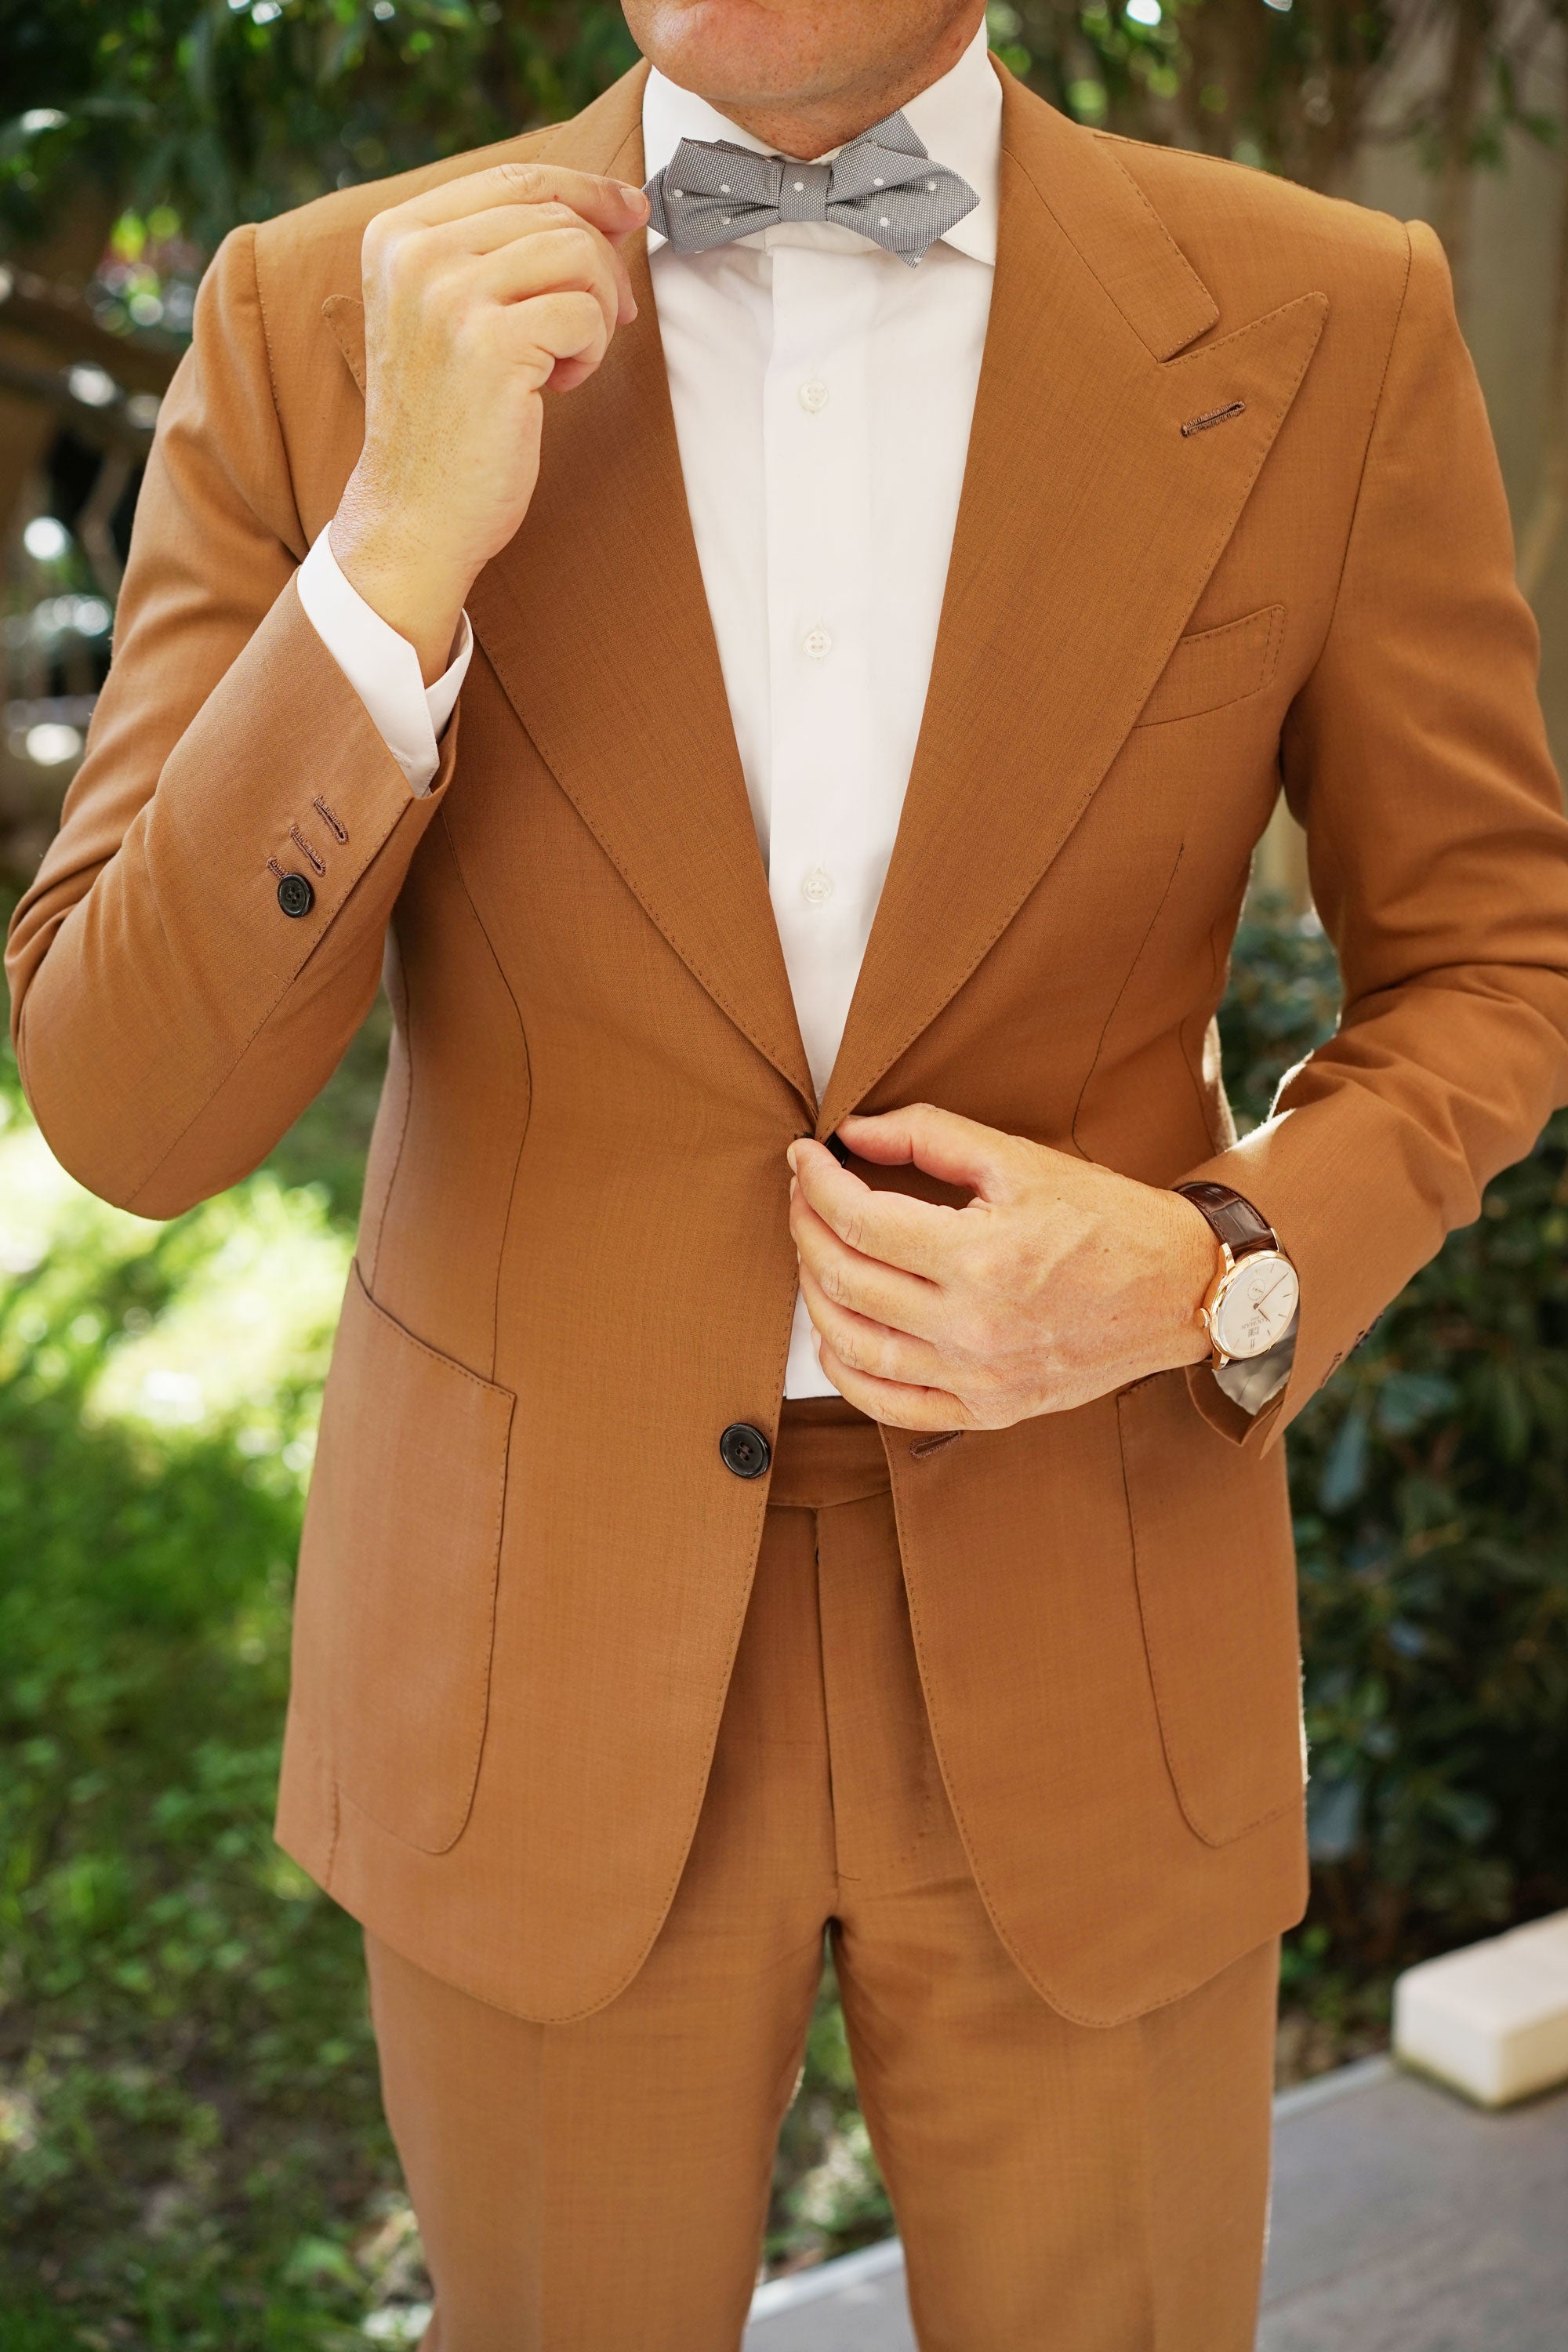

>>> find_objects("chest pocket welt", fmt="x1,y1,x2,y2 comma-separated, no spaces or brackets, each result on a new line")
1135,604,1285,728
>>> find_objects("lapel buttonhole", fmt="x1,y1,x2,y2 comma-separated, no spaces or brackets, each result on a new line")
1181,399,1247,439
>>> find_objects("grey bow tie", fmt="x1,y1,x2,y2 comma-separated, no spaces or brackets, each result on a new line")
644,111,978,268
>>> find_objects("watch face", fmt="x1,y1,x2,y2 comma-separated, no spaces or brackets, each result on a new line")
1212,1251,1299,1360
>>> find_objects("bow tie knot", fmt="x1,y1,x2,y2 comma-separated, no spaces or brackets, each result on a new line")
645,111,978,267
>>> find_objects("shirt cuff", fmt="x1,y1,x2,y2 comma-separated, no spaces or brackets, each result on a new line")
1212,1312,1298,1417
296,526,472,796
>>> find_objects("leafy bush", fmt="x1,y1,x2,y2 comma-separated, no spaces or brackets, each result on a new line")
0,1091,411,2347
1221,903,1568,2006
2,1,640,254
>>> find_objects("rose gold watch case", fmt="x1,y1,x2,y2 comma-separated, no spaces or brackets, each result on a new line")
1200,1246,1300,1367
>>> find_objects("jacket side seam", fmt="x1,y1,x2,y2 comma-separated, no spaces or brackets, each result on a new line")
437,792,534,1385
366,922,414,1298
1070,840,1185,1155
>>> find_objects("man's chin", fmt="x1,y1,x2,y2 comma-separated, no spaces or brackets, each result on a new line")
626,0,887,115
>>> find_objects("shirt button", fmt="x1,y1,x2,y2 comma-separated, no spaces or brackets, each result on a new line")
802,626,833,660
276,871,314,918
799,379,829,413
800,866,834,906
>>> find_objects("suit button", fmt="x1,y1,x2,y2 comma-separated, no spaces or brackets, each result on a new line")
277,870,314,918
720,1422,771,1479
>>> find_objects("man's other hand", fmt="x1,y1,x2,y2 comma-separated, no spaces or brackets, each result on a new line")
330,163,650,681
786,1105,1217,1431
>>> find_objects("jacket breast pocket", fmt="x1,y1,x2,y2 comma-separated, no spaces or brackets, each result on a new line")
300,1261,515,1854
1116,1369,1304,1845
1134,604,1285,728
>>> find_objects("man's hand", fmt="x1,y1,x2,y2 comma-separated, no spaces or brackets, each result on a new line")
329,163,650,681
786,1105,1218,1431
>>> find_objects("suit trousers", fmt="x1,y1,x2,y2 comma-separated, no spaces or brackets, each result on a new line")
365,1398,1280,2351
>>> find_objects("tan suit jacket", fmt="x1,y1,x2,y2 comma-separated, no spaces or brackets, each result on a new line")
11,61,1568,2029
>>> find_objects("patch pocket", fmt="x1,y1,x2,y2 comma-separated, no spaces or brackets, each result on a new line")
303,1261,515,1854
1116,1368,1304,1846
1134,604,1285,728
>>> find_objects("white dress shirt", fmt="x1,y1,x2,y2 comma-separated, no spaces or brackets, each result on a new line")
298,24,1290,1412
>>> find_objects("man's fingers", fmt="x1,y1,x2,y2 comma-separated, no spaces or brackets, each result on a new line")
485,289,611,395
811,1335,972,1433
837,1105,1022,1203
398,162,649,240
797,1262,946,1389
471,227,622,341
542,352,602,394
790,1182,942,1339
417,205,637,324
786,1138,953,1279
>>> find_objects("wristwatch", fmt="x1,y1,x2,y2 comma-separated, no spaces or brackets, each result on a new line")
1174,1181,1300,1367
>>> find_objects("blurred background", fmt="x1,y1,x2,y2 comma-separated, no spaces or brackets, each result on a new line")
2,4,1567,2345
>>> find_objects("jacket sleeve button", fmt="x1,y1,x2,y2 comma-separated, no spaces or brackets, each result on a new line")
719,1422,771,1479
276,871,315,918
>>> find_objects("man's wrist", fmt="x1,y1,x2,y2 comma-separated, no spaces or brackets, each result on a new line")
1160,1186,1219,1370
328,503,470,687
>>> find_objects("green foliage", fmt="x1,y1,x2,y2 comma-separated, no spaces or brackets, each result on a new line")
769,1963,894,2270
989,0,1402,180
1221,900,1568,1979
0,1076,405,2342
0,0,638,254
1290,1141,1568,1959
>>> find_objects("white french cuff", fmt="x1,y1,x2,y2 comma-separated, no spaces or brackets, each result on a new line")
296,525,473,796
1213,1311,1298,1416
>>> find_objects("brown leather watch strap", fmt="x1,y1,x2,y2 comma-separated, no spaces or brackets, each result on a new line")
1173,1179,1276,1258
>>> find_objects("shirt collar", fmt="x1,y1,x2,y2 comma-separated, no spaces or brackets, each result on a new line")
641,18,1000,268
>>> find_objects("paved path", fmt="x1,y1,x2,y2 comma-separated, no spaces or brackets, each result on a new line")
744,2060,1568,2351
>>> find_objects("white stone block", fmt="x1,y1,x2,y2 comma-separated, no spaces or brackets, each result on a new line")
1394,1909,1568,2107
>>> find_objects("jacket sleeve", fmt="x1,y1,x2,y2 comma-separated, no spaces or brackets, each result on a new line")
1184,219,1568,1450
4,222,460,1218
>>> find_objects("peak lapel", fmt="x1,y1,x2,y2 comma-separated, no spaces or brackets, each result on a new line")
324,67,815,1116
817,82,1326,1139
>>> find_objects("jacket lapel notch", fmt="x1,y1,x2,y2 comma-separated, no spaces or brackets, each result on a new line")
1006,103,1219,363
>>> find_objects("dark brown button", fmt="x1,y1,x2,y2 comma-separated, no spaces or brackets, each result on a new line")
719,1423,771,1479
277,870,314,918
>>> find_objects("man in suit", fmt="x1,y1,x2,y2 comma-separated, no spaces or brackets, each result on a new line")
10,0,1568,2341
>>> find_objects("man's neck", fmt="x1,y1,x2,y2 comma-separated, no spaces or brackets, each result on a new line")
689,8,985,160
